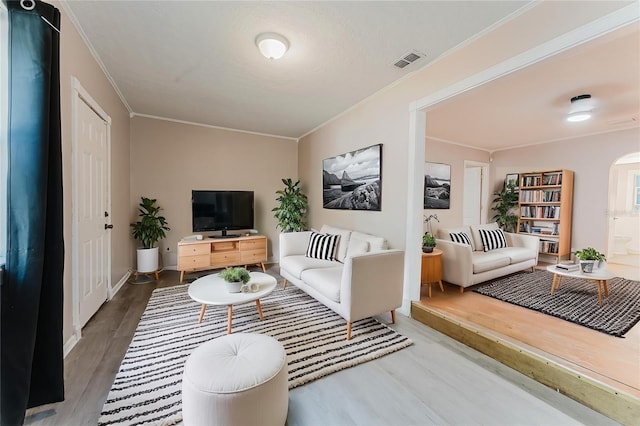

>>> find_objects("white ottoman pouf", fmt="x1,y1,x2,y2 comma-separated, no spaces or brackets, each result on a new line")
182,333,288,426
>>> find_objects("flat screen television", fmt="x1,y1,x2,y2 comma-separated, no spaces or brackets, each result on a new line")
192,190,254,237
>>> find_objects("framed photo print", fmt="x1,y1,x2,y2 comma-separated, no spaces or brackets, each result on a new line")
424,162,450,209
322,144,382,211
505,173,519,188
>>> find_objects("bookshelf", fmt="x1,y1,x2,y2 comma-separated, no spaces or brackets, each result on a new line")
517,169,574,262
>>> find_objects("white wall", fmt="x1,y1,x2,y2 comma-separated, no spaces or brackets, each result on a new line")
423,138,490,237
130,117,298,264
492,128,640,253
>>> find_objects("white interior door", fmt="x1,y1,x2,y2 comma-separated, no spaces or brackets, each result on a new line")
77,98,108,327
463,166,482,226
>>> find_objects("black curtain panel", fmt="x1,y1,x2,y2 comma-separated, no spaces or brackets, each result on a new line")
1,1,64,424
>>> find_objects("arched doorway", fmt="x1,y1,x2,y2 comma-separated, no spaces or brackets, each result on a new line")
608,152,640,268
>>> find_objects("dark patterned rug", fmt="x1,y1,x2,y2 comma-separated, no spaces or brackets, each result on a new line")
473,270,640,337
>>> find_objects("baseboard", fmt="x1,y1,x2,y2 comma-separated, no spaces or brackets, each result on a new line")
109,269,131,300
63,329,81,358
411,303,640,425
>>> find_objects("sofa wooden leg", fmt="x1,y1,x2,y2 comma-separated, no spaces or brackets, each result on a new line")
346,322,352,340
459,286,464,294
390,310,396,324
282,279,287,289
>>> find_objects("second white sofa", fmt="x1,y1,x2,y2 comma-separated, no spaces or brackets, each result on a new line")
436,223,539,292
279,225,404,340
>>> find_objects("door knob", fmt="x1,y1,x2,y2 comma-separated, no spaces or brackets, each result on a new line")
105,224,114,229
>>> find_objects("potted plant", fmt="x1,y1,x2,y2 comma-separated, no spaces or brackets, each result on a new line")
272,178,308,232
574,247,606,273
130,197,170,274
491,182,519,233
422,233,437,253
219,267,251,293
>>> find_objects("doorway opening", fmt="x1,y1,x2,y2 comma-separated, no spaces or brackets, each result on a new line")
463,161,489,226
607,152,640,268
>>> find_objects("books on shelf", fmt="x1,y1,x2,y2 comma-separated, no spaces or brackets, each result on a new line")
519,189,561,202
539,239,559,254
520,205,560,219
521,172,563,187
521,175,542,187
518,222,560,235
517,169,573,260
542,173,562,185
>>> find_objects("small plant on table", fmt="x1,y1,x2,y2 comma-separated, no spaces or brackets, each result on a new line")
220,267,251,293
574,247,606,273
422,233,437,253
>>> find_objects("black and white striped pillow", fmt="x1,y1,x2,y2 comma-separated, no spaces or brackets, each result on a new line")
449,232,472,246
305,232,340,260
479,228,507,252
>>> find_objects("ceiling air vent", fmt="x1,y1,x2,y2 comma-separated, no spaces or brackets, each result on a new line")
393,50,425,69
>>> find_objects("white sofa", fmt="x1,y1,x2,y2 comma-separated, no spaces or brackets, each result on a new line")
279,225,404,340
436,223,539,292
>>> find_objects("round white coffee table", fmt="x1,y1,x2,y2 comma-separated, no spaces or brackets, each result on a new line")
188,271,277,333
546,264,615,305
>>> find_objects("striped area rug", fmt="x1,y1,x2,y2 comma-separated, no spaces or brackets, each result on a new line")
473,270,640,337
98,283,412,425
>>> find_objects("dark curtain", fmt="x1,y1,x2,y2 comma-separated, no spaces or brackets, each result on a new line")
1,1,64,424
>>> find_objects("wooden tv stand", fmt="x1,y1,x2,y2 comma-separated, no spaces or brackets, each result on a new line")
177,235,267,283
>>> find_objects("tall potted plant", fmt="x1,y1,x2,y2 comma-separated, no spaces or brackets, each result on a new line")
272,178,308,232
131,197,170,273
491,182,519,233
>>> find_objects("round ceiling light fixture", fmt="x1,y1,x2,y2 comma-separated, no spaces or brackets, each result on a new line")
567,94,593,122
255,32,289,60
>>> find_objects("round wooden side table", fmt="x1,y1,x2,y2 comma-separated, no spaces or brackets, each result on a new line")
421,248,444,298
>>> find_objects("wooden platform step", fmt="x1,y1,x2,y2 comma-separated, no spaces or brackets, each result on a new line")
411,302,640,425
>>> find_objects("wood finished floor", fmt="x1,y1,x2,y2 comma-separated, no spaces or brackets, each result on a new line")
415,264,640,400
25,266,618,425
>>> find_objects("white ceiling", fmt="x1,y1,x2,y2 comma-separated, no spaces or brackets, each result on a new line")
63,0,530,139
64,1,639,148
425,21,640,152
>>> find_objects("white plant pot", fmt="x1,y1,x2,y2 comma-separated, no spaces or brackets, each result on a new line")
137,247,159,273
226,281,243,293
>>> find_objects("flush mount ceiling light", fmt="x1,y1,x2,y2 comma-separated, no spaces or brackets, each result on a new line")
567,94,593,122
255,32,289,60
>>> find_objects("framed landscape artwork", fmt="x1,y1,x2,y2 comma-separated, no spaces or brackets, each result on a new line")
322,144,382,211
424,162,450,209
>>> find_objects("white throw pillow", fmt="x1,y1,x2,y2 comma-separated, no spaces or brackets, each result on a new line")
345,237,370,258
479,228,507,252
350,231,387,252
320,225,352,262
305,232,339,260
